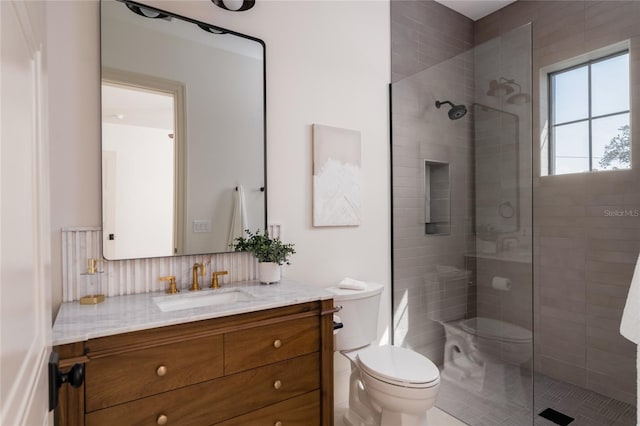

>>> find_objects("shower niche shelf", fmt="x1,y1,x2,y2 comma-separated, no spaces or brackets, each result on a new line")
424,160,450,235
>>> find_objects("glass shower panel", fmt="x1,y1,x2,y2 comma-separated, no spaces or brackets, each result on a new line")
391,24,533,425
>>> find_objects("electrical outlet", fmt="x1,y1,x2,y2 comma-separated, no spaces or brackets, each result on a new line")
268,223,282,239
192,220,211,233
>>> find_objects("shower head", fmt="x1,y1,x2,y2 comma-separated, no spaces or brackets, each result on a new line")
435,100,467,120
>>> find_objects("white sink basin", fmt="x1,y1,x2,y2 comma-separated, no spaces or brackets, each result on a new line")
153,289,256,313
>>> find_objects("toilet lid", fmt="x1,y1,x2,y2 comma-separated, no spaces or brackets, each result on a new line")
460,317,531,343
325,282,383,301
356,345,439,388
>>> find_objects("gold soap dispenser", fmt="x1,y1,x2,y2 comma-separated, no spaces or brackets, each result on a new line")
79,258,105,304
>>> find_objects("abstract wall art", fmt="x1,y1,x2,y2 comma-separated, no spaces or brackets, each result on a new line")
312,124,361,227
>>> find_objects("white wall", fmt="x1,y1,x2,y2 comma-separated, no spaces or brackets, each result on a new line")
48,0,390,405
102,122,174,259
48,1,102,318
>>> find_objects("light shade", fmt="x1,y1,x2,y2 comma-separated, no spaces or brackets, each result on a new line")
125,3,169,19
507,92,531,105
212,0,256,12
487,79,514,97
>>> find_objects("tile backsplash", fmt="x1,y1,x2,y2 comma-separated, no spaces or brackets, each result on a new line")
61,227,258,302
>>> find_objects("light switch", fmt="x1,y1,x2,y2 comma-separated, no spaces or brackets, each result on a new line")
192,220,211,233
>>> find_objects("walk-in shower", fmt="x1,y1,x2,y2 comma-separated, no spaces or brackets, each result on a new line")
391,10,637,424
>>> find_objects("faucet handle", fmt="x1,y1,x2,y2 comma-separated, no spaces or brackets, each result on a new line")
86,258,106,274
159,276,179,294
211,271,229,289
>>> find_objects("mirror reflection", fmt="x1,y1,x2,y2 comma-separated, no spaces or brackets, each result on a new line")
101,0,266,260
473,103,520,236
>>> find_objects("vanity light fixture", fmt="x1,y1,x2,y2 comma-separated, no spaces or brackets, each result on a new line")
125,3,170,20
487,77,531,105
197,24,229,35
506,85,531,105
487,78,515,97
212,0,256,12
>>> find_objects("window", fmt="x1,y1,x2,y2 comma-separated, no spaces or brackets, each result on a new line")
549,51,630,175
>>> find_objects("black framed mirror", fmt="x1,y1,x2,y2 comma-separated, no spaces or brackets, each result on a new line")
101,0,266,260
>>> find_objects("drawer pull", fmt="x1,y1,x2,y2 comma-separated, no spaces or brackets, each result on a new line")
273,339,282,349
156,365,167,377
156,414,168,425
275,422,283,426
273,380,282,390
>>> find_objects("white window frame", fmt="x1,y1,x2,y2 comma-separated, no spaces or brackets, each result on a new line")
548,50,630,175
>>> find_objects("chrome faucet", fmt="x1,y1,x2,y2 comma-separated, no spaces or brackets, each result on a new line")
190,263,205,291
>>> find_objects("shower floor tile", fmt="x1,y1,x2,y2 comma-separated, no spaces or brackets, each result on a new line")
435,361,636,426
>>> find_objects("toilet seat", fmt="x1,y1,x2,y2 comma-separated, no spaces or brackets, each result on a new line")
356,345,440,389
459,317,531,343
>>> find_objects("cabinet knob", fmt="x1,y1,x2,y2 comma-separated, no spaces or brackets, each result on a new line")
156,414,168,425
274,421,283,426
273,339,282,349
273,380,282,390
156,365,167,377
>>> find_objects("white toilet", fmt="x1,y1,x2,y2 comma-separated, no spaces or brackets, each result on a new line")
326,282,440,426
425,266,532,390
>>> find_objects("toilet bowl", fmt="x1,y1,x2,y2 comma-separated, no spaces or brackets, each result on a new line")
357,345,440,426
442,317,532,388
326,282,440,426
425,266,532,391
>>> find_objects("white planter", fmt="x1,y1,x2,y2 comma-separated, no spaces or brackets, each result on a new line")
258,262,281,284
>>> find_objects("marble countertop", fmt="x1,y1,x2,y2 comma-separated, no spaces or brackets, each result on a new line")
52,279,333,346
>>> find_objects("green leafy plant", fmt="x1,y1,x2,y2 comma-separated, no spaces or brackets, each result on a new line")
232,229,296,265
599,125,631,170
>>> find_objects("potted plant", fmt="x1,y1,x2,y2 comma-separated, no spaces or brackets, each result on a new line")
232,229,295,284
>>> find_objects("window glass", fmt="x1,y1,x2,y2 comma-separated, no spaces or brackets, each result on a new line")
592,53,629,117
554,121,589,175
549,50,631,175
592,113,630,171
553,66,588,124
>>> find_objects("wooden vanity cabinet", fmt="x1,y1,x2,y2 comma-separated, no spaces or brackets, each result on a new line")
55,300,334,426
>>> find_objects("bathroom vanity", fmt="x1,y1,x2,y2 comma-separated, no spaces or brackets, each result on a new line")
53,280,335,426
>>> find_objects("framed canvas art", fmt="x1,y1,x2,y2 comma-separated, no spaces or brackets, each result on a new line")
312,124,361,227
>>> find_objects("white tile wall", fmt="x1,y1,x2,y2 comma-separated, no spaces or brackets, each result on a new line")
61,227,257,302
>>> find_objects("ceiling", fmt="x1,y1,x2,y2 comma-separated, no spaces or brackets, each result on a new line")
434,0,517,21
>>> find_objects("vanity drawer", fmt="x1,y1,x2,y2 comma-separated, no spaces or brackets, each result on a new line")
224,315,319,374
85,335,223,411
85,352,320,426
215,390,320,426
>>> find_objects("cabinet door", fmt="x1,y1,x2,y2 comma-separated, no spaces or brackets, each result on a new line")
85,353,320,426
224,316,319,374
214,391,320,426
85,335,223,411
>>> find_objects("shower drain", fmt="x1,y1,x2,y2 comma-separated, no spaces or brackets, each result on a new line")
538,408,574,425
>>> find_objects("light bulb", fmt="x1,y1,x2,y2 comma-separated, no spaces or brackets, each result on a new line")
222,0,244,11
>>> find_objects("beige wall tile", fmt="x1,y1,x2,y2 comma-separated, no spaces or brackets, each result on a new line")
394,0,637,406
539,355,588,388
587,370,636,405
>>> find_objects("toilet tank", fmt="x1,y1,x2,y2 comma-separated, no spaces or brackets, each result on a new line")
426,265,471,323
325,282,384,351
